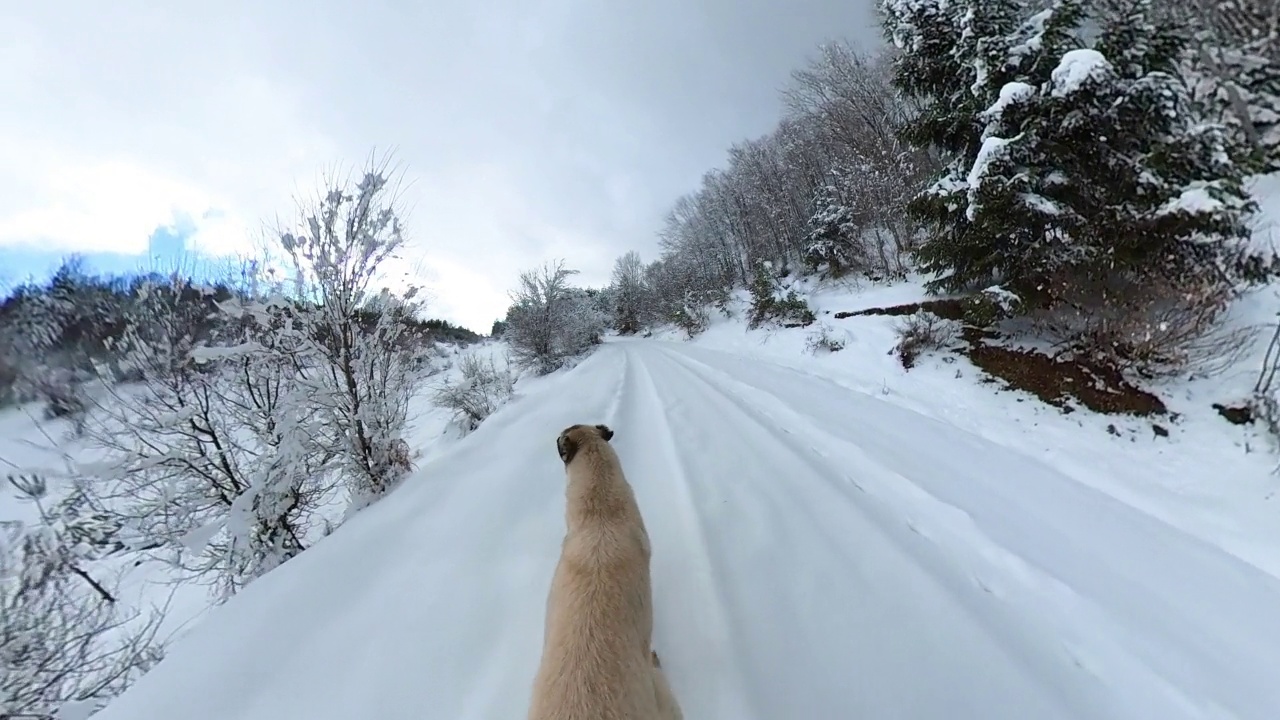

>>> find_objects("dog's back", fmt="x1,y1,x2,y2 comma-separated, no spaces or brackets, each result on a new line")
527,424,681,720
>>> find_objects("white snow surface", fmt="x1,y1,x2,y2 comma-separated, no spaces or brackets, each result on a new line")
982,81,1035,124
1051,48,1111,97
87,335,1280,720
966,133,1021,220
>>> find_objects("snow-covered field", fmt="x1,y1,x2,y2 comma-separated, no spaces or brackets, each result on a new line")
50,314,1278,720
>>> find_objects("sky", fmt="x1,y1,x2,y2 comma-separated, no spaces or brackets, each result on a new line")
0,0,883,333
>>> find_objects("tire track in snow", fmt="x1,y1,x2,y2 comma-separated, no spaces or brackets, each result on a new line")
660,343,1280,717
610,349,762,720
622,345,1103,719
652,343,1273,719
634,343,1233,717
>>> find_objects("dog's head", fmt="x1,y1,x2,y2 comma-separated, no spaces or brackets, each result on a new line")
556,423,614,464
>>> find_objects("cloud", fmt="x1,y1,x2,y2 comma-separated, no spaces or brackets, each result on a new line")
0,0,883,333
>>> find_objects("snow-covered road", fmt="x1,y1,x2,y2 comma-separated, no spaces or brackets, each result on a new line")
94,339,1280,720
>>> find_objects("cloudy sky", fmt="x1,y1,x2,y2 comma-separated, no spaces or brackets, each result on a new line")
0,0,882,332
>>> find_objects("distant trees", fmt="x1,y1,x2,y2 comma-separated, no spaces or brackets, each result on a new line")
611,251,648,335
0,254,474,424
502,260,607,374
593,40,926,338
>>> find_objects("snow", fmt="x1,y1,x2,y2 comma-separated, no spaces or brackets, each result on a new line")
1158,182,1226,216
188,343,262,363
1051,49,1112,97
52,280,1278,719
982,81,1035,124
966,134,1021,220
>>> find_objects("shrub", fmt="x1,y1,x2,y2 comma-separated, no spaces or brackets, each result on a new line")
893,311,960,369
748,262,817,328
1032,272,1255,378
805,323,848,354
1250,320,1280,451
432,353,516,432
962,286,1023,328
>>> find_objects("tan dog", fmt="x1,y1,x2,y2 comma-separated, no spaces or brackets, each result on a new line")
527,423,683,720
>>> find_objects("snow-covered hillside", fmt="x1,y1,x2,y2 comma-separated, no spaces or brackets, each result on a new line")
72,330,1280,720
0,339,517,654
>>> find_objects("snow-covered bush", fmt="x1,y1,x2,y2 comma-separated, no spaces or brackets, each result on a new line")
83,277,340,599
2,477,164,720
504,260,607,374
961,286,1023,329
273,162,428,512
670,291,712,338
65,158,431,595
432,353,516,432
748,262,816,329
893,311,961,369
805,323,848,354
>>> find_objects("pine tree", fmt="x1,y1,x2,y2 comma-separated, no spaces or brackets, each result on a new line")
885,0,1262,307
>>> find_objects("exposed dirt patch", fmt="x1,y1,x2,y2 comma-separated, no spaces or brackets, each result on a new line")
961,332,1167,416
834,298,966,321
1212,403,1255,425
839,299,1168,416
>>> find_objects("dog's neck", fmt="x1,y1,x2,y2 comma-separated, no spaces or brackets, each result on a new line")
564,443,631,528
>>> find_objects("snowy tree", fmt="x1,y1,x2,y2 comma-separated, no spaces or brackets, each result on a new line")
885,0,1270,371
803,170,872,278
880,0,1023,161
504,260,606,374
81,273,340,599
803,155,921,280
1,478,164,719
747,260,816,329
1133,0,1280,170
431,353,515,433
273,156,427,512
610,251,650,334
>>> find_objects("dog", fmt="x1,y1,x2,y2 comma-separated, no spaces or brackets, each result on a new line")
526,423,683,720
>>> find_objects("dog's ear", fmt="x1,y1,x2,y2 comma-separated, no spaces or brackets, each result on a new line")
556,431,578,464
596,424,614,442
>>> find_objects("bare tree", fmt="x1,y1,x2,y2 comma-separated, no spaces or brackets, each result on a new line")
274,154,427,512
81,272,339,599
2,482,165,720
504,260,606,374
610,251,649,334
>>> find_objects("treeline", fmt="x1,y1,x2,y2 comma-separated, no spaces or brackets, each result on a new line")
0,255,479,413
596,0,1280,377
